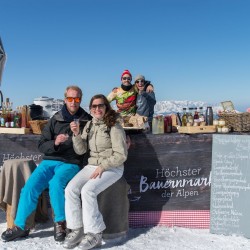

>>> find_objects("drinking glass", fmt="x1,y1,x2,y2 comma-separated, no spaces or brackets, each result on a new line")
74,118,80,125
74,118,80,132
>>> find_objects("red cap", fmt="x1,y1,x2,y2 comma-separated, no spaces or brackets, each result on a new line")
121,69,132,80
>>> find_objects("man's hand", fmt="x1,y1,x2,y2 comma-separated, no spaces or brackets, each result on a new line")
112,87,118,93
55,134,69,146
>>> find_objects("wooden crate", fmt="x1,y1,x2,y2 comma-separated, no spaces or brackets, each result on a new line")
178,125,216,134
0,127,31,134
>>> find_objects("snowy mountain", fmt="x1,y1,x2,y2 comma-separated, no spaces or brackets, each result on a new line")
154,100,223,115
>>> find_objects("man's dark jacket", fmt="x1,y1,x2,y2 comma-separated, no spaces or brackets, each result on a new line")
38,107,92,167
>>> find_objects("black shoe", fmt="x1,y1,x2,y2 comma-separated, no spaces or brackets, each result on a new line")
54,221,66,242
1,226,29,242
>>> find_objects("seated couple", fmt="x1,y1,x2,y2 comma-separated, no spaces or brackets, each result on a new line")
1,85,128,250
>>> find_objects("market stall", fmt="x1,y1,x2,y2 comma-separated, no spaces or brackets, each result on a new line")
1,98,249,229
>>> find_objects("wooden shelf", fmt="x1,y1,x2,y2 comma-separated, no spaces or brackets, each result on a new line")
0,127,31,134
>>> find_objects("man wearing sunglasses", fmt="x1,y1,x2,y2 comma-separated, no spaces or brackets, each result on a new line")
1,85,92,243
107,69,137,116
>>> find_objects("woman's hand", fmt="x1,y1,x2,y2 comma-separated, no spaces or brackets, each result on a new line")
126,135,131,150
70,121,80,136
146,85,154,93
90,166,104,179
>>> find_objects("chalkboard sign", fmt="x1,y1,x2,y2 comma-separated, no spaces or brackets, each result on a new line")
210,134,250,238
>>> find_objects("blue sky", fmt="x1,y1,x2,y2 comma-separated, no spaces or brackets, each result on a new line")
0,0,250,111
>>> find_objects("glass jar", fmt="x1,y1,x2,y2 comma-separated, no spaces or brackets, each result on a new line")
152,115,164,134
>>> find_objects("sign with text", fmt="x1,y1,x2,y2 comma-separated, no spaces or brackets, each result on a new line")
0,134,43,169
210,134,250,238
124,133,212,211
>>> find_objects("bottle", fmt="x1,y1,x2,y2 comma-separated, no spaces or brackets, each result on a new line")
21,105,27,128
4,99,13,128
205,106,214,125
164,115,172,133
9,111,14,128
13,111,21,128
199,107,205,122
187,108,194,126
0,112,4,127
0,102,5,127
181,108,187,126
176,112,182,126
193,108,199,125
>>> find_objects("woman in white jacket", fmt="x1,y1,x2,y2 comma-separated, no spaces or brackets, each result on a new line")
63,94,128,250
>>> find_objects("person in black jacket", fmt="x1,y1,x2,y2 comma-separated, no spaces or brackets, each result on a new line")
1,85,92,243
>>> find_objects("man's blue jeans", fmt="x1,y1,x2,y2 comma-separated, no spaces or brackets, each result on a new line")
14,160,80,230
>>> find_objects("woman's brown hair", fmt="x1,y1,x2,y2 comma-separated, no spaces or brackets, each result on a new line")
89,94,121,128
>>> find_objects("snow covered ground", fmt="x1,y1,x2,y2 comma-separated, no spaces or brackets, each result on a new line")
0,210,250,250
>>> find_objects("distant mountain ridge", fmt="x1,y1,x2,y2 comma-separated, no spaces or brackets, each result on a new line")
154,100,222,115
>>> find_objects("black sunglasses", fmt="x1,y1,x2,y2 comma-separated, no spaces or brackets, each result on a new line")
135,80,145,84
91,104,106,109
122,77,131,81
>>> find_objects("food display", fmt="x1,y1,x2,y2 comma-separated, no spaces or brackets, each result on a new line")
172,105,230,134
176,106,215,134
122,116,134,127
121,115,148,130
